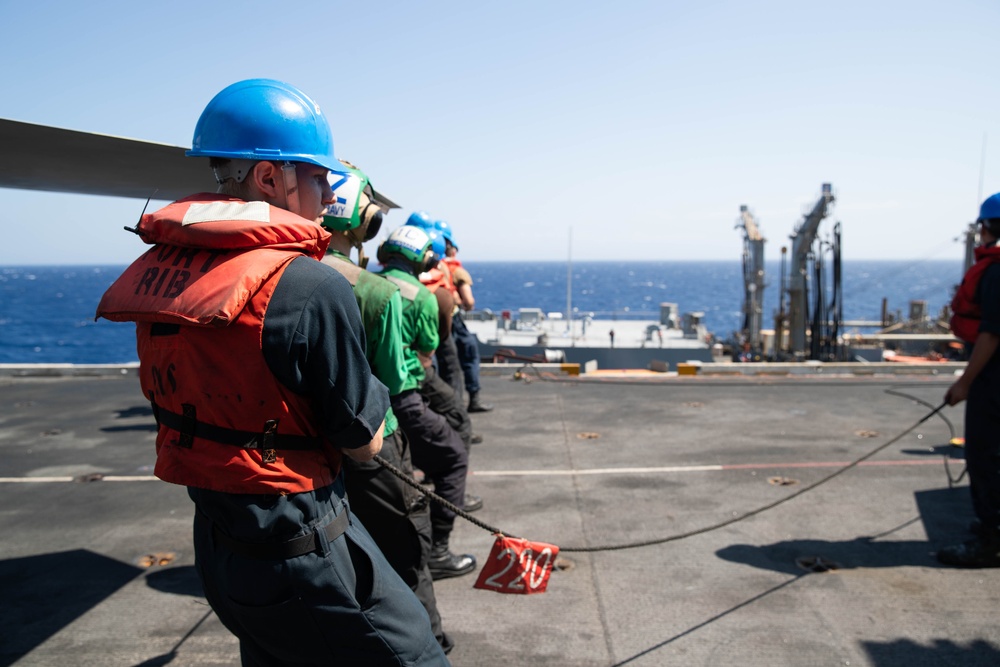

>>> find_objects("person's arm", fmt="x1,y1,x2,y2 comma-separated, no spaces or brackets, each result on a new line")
262,258,390,456
946,263,1000,405
368,291,409,396
434,288,454,339
946,332,1000,405
457,283,475,311
415,288,441,368
454,267,475,310
342,419,385,461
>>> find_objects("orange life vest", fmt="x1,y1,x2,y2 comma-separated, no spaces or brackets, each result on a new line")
97,194,340,494
419,263,455,295
950,243,1000,344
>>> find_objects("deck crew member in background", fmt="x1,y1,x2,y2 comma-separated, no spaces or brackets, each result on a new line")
416,227,486,514
406,214,482,449
419,221,463,402
941,191,1000,568
406,213,465,399
96,79,445,664
320,163,453,654
436,220,493,413
377,225,478,580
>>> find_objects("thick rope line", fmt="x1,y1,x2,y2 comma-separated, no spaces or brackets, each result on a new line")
557,402,946,552
376,396,948,553
884,386,967,486
372,454,516,538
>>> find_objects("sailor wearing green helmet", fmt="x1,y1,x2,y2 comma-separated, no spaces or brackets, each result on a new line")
377,225,478,580
320,162,454,653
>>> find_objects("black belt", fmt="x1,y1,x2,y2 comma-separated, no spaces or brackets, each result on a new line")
150,400,323,452
212,510,350,560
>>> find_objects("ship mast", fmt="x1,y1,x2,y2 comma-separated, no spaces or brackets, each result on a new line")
566,227,573,341
737,205,766,351
787,183,835,358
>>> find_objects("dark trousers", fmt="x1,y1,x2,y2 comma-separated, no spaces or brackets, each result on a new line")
452,313,482,395
435,332,465,403
391,389,468,527
189,479,446,666
421,364,472,449
965,373,1000,534
342,429,444,645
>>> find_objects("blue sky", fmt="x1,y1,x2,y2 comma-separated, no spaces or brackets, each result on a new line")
1,0,998,265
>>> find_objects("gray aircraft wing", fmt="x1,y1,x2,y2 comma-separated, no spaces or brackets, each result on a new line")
0,118,215,201
0,117,401,211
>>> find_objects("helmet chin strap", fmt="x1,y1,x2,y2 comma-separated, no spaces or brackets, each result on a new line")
345,226,369,268
280,161,301,217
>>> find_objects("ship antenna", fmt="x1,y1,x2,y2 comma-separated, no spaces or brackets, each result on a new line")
978,132,988,205
566,227,573,341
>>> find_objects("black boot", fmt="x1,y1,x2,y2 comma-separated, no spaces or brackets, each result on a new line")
428,531,476,580
468,391,493,413
464,493,483,512
439,631,455,655
937,529,1000,568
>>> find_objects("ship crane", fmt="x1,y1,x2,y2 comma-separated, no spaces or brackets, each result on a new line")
736,205,766,353
780,183,842,360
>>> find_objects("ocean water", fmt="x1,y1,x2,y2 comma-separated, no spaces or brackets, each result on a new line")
0,260,964,364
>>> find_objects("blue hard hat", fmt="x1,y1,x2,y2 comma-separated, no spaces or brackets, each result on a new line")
406,211,435,230
434,220,458,251
187,79,344,173
979,193,1000,222
426,228,447,259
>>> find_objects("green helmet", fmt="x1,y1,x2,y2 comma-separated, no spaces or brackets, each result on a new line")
321,161,382,235
377,225,437,273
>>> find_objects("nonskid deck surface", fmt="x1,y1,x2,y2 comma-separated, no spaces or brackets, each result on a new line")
1,371,998,666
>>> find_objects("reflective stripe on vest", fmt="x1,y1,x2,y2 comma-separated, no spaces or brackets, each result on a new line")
383,274,421,302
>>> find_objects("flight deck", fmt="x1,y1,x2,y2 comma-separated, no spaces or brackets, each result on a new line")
1,367,997,666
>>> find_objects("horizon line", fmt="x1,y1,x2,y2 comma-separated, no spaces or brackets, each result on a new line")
0,257,966,268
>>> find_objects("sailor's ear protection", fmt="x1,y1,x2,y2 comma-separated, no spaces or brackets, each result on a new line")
355,184,384,242
421,250,438,273
376,241,388,265
361,205,383,242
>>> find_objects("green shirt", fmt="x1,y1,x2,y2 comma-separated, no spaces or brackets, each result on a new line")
323,251,407,435
379,266,439,391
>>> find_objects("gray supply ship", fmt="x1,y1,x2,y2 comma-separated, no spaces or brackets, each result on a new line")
462,303,716,370
460,183,964,372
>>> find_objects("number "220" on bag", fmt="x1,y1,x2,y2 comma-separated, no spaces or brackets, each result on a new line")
474,535,560,595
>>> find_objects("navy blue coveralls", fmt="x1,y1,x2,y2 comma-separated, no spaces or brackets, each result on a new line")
965,263,1000,536
451,312,484,396
188,259,447,666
